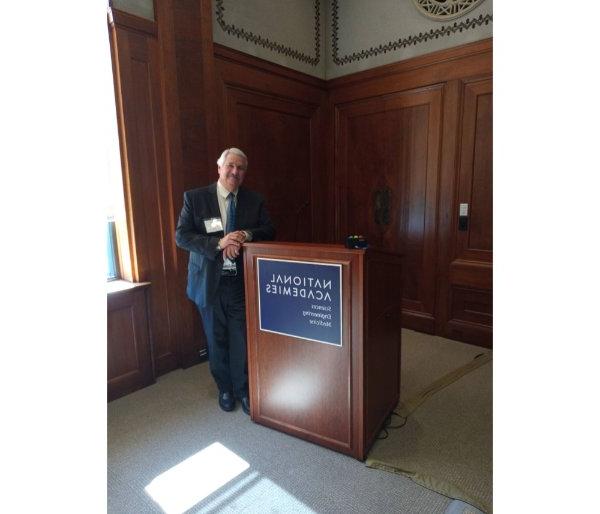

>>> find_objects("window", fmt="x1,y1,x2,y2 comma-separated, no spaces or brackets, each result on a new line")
106,13,131,282
107,217,119,280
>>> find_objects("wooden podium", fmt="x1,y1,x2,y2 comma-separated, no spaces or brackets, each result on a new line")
242,242,402,460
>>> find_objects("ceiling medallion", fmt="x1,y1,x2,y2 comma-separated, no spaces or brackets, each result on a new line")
412,0,486,21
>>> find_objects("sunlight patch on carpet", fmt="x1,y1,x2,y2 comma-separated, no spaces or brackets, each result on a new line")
218,477,318,512
145,442,249,513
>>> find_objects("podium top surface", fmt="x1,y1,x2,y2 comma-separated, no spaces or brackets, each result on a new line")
244,241,357,250
243,241,402,258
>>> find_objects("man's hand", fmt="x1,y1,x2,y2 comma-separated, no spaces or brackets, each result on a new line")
219,231,247,260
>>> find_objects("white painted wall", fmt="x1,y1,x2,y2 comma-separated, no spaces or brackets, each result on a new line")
212,0,492,79
111,0,154,21
212,0,327,78
326,0,492,79
112,1,493,79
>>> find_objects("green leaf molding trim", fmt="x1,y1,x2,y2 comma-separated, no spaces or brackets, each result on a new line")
215,0,321,66
331,0,492,66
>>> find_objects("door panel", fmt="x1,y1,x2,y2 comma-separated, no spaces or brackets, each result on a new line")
445,77,493,346
336,86,443,332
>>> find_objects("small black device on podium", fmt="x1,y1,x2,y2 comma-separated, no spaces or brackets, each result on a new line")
345,235,368,249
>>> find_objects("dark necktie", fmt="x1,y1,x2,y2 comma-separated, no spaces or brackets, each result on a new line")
226,192,236,234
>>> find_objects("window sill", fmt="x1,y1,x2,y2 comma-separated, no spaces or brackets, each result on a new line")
107,279,151,296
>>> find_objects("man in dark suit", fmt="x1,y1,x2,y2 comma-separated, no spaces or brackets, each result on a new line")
176,148,275,414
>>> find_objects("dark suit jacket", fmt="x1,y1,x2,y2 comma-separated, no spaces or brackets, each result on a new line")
175,183,275,308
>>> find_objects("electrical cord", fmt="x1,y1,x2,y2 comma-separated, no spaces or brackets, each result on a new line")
376,410,408,439
376,351,491,440
388,411,408,429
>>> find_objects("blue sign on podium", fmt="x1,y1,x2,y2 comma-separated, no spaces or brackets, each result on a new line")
257,258,343,346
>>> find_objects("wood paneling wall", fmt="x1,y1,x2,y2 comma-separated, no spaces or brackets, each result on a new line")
330,39,493,347
109,7,202,375
207,40,492,345
213,45,331,243
166,0,221,365
443,76,493,344
107,283,154,400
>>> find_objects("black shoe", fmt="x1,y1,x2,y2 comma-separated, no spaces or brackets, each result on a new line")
218,391,235,412
240,395,250,415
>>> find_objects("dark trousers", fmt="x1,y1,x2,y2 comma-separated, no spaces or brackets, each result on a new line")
198,275,248,398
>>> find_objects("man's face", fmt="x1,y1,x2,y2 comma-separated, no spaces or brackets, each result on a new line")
218,153,247,192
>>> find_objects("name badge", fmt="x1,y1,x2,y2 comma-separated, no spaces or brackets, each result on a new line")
204,217,223,233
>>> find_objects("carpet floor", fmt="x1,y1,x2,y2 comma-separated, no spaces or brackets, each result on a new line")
366,330,493,513
108,332,454,513
108,329,491,513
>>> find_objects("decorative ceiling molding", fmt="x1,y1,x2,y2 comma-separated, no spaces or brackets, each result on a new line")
412,0,486,21
215,0,321,66
331,0,492,66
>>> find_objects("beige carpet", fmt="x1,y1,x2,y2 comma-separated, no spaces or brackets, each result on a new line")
366,330,493,513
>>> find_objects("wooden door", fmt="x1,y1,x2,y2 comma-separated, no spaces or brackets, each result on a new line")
336,85,443,333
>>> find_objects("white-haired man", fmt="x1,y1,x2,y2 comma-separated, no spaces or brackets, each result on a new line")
176,148,275,414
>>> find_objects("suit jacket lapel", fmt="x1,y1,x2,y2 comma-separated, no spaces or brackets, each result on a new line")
235,187,249,230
